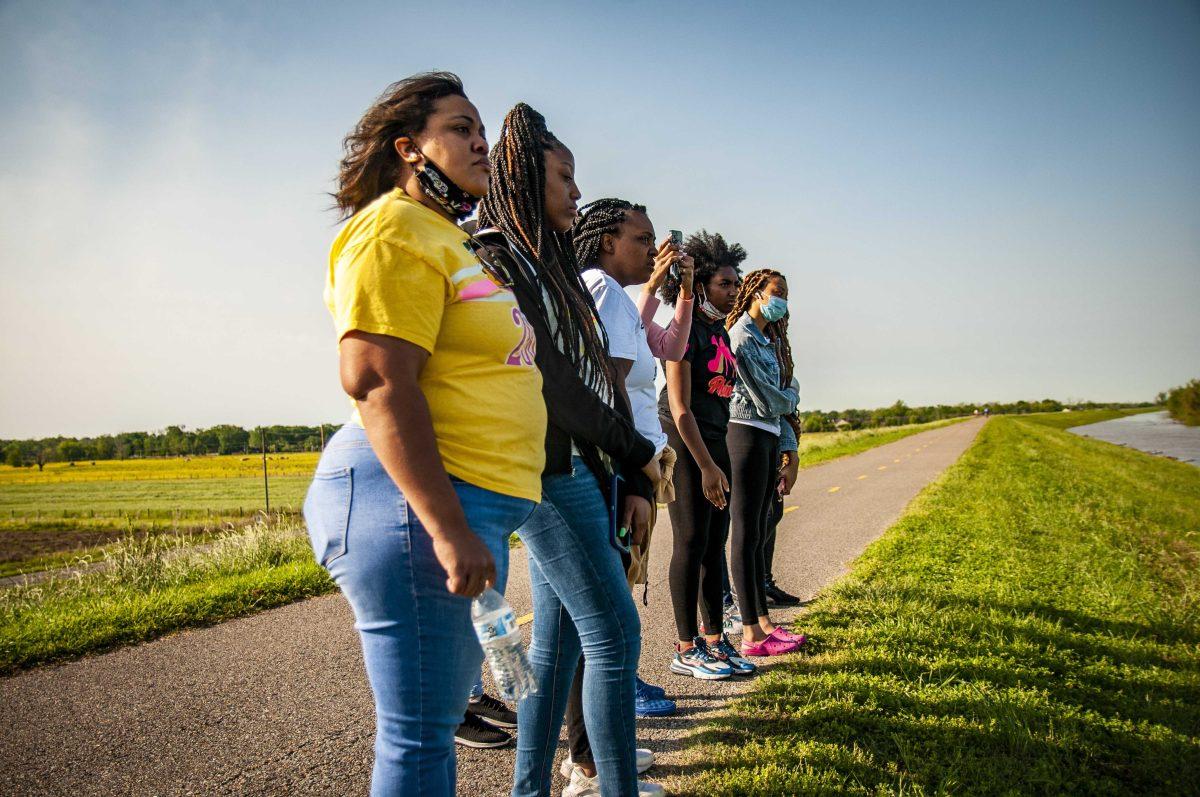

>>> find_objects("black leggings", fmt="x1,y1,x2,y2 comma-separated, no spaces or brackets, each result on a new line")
566,656,592,767
764,484,783,582
665,419,730,641
727,424,779,623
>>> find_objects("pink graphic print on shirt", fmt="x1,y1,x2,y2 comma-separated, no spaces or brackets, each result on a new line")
458,278,503,302
705,335,737,398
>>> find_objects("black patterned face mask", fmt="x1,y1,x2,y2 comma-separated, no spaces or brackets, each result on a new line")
415,153,480,221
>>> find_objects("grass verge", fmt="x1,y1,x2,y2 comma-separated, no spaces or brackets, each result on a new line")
0,518,334,673
1025,405,1160,430
673,414,1200,795
796,416,970,469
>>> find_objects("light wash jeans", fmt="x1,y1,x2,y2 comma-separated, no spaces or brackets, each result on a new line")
512,458,641,797
304,424,534,797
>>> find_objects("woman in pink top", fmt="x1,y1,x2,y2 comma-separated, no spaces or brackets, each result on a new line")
637,246,694,362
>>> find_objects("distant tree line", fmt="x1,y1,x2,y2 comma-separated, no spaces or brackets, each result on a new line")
1158,380,1199,426
798,398,1156,434
1,424,342,470
1,395,1162,469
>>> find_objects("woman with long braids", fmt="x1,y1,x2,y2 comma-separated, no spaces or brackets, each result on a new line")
472,104,662,797
658,231,757,679
725,268,807,657
305,73,544,796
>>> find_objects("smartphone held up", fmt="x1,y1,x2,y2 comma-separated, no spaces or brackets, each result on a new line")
669,229,683,281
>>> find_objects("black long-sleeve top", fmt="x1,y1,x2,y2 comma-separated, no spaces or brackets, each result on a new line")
470,229,654,504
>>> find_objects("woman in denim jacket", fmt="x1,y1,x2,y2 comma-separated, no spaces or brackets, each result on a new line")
725,269,808,657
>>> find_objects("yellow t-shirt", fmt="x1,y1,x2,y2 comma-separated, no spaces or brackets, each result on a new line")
325,188,546,503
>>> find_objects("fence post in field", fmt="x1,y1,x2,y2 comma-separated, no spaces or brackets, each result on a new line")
260,427,270,513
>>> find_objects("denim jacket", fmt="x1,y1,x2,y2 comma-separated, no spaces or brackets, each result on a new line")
728,314,799,452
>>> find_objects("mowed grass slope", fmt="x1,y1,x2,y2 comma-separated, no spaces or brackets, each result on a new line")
674,413,1199,796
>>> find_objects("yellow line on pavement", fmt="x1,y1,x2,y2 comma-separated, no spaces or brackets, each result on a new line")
783,506,798,514
517,613,534,626
893,458,900,463
878,465,887,470
857,474,867,480
828,486,841,493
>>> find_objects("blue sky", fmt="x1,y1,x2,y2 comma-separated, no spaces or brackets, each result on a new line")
1,0,1198,438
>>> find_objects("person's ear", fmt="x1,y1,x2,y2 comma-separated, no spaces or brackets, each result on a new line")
394,136,423,166
601,232,616,256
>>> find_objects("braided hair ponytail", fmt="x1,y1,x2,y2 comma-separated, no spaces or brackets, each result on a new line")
571,198,647,269
478,103,614,397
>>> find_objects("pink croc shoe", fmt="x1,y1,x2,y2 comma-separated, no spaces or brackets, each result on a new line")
740,634,799,657
770,626,807,647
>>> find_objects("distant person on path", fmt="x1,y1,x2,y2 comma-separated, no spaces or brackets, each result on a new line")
473,103,661,797
304,73,545,797
659,231,755,679
725,269,806,657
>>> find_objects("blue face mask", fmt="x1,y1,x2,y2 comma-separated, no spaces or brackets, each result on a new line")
760,294,789,323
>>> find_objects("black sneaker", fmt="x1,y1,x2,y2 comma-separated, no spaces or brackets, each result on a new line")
764,579,801,606
454,710,511,748
468,692,517,729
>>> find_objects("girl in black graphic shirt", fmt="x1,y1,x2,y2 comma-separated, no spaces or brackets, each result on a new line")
658,231,755,680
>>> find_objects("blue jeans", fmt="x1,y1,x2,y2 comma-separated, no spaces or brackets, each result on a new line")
513,459,641,797
304,424,534,797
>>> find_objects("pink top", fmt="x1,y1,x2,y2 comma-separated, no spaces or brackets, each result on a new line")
636,293,693,362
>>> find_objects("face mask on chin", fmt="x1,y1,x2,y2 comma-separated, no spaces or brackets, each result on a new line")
414,152,480,221
696,287,724,322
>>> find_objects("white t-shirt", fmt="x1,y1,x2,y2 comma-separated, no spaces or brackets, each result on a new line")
582,268,668,454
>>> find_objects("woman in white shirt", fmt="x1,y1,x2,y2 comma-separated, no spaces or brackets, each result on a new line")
557,198,693,789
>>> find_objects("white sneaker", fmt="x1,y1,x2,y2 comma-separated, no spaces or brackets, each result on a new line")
668,638,733,680
560,748,654,776
723,602,743,635
561,765,665,797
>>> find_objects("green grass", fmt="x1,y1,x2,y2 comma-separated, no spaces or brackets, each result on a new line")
0,474,310,518
796,417,970,468
1018,405,1160,430
0,474,312,576
0,519,334,673
673,414,1200,796
0,530,223,579
0,452,320,484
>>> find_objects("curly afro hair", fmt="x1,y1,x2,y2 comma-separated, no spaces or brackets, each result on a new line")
659,229,747,305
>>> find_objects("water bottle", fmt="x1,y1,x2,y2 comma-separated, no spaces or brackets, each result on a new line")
471,587,538,701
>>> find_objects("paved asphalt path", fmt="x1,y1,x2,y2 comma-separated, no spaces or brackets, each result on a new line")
1,418,984,796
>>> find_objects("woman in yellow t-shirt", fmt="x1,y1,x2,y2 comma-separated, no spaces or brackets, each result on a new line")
476,104,662,797
303,72,545,797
